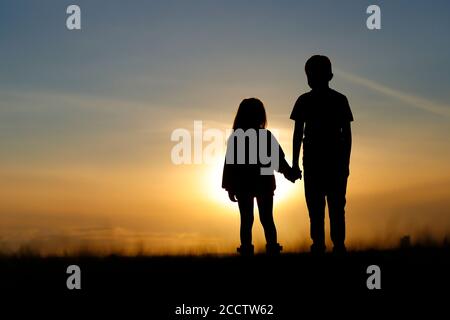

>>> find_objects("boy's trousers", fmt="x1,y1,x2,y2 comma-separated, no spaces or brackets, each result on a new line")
303,164,349,249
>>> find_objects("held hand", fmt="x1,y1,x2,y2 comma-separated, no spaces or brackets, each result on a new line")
283,170,297,183
283,166,301,183
228,191,238,202
292,165,303,181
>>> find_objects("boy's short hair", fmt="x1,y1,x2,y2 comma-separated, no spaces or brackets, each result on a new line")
305,55,332,77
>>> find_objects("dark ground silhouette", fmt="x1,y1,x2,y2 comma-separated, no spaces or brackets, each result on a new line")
1,246,449,317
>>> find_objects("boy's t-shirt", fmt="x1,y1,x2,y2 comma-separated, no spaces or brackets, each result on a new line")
290,88,353,165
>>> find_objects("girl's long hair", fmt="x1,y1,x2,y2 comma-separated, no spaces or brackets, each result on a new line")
232,98,267,130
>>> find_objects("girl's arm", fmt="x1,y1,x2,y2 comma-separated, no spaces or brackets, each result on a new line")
268,131,296,182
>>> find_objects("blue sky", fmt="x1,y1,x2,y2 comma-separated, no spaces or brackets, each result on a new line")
1,0,449,163
1,0,450,99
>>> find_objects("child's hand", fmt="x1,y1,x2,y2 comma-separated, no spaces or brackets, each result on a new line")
228,191,238,202
283,167,298,183
292,165,303,181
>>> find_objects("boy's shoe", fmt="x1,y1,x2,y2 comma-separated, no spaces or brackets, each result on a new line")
237,244,254,256
266,243,283,255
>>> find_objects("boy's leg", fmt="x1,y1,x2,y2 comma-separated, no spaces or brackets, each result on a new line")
237,193,255,249
256,192,277,246
327,174,348,252
304,170,326,253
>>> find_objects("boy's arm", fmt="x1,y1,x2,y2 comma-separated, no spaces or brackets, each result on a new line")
342,122,352,170
292,120,304,170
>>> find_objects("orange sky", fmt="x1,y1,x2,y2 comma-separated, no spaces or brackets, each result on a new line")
1,104,449,255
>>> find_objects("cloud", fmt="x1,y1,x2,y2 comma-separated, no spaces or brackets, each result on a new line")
336,70,450,117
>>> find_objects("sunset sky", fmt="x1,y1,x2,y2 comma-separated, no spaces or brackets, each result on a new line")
1,0,449,254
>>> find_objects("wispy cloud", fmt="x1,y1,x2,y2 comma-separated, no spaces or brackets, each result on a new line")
336,70,450,117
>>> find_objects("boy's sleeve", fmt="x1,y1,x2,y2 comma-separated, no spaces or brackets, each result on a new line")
290,96,306,121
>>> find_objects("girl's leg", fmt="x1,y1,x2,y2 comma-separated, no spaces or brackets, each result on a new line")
256,193,277,246
237,193,254,248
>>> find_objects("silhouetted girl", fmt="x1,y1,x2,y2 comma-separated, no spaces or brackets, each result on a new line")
222,98,295,255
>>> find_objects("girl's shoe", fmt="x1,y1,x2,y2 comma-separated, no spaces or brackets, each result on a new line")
266,243,283,255
310,242,326,255
237,244,254,256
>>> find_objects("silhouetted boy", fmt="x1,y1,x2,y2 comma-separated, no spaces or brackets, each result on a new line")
291,55,353,254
